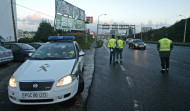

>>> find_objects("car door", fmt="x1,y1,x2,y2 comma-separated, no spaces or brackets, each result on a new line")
75,42,85,72
11,44,22,60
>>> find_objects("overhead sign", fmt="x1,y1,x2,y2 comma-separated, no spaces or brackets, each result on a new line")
119,25,130,30
86,16,93,23
56,14,85,30
112,24,118,30
102,24,110,30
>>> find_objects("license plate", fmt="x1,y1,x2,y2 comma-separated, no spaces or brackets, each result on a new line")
22,92,48,99
2,59,11,62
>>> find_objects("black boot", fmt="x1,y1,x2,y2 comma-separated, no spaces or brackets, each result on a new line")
160,69,165,73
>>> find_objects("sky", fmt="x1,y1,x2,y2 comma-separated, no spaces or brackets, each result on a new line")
16,0,190,33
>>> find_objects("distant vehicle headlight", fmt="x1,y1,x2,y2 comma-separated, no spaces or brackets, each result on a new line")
135,44,138,46
9,76,17,88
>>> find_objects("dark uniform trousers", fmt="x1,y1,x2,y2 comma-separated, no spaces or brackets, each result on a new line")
160,57,169,69
110,48,116,64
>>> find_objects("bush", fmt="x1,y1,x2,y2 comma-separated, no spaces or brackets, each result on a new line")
96,40,103,48
18,38,33,43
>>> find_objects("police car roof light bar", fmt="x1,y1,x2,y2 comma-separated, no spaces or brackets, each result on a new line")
48,36,75,40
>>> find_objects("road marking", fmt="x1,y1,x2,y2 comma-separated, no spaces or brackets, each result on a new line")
104,44,110,53
133,100,140,111
126,76,134,88
120,65,126,71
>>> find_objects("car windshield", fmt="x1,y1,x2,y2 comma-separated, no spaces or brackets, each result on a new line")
30,42,76,60
18,44,34,50
133,40,142,42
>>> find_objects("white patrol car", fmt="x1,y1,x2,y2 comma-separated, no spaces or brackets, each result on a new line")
8,36,85,105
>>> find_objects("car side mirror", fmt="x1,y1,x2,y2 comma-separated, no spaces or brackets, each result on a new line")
79,52,85,56
28,53,33,57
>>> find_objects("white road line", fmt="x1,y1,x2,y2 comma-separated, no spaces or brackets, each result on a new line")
103,43,110,53
133,100,140,111
126,76,134,88
120,65,126,71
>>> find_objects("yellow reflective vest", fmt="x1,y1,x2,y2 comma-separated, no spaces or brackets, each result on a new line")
108,38,117,48
117,39,124,48
159,38,172,51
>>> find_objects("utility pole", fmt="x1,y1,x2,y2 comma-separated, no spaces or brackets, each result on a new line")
179,15,188,43
11,0,17,42
97,14,106,41
133,25,136,39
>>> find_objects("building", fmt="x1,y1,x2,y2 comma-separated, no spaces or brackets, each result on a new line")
141,27,152,33
18,30,36,39
126,27,134,36
0,0,17,42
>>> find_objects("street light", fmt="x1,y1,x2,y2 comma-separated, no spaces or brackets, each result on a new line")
179,15,188,43
97,14,106,41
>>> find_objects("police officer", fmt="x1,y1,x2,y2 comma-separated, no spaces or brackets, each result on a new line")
157,34,173,73
116,36,124,63
108,35,117,65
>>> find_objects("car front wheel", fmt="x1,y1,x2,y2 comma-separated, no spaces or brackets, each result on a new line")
77,74,84,94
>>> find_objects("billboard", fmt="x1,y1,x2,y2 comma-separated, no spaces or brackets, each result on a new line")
55,0,85,20
86,16,93,23
56,14,85,30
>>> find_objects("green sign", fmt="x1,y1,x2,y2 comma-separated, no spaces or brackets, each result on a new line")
56,14,85,30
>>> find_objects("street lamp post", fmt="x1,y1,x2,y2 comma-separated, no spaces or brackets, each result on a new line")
97,14,106,41
180,15,188,43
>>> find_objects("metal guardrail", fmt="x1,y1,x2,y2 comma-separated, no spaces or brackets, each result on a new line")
145,41,190,47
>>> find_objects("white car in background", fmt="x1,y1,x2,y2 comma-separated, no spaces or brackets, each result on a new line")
8,36,85,105
0,46,13,65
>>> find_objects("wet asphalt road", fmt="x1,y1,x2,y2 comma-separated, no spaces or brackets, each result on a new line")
86,43,190,111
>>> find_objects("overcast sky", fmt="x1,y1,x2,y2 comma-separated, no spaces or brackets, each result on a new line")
16,0,190,32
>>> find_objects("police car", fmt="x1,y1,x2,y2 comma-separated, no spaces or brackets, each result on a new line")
8,36,85,105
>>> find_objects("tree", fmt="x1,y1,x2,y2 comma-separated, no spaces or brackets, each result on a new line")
33,20,55,42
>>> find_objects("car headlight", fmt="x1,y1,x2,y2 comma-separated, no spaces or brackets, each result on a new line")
56,75,73,86
9,76,17,88
56,62,79,87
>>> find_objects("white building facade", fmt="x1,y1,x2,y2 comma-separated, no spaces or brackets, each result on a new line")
0,0,17,42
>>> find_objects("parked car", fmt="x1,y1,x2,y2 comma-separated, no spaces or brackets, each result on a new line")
126,38,133,44
128,39,146,50
29,42,44,50
8,36,85,105
0,46,13,65
2,43,36,61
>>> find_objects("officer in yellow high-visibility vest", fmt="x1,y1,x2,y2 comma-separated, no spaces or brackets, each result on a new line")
116,36,124,63
108,35,117,65
157,34,173,73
